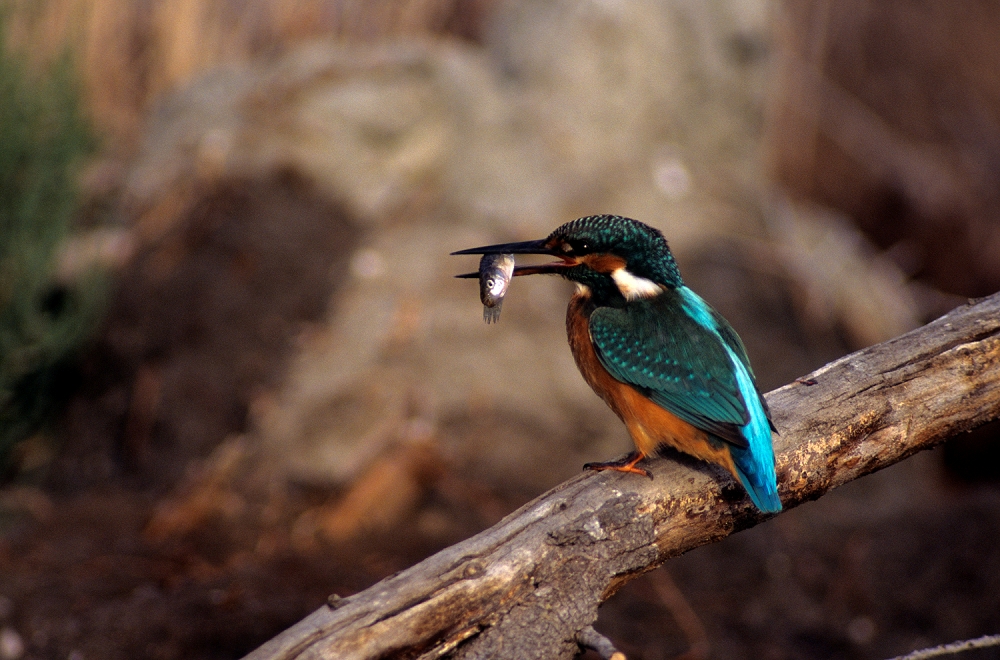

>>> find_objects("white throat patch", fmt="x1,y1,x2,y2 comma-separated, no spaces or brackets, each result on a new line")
611,268,663,300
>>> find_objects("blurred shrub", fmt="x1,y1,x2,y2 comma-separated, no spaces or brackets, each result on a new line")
0,16,102,470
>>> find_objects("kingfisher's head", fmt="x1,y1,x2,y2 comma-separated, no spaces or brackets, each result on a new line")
453,215,682,303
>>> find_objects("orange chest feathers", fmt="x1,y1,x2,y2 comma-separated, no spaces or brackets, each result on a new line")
566,293,628,416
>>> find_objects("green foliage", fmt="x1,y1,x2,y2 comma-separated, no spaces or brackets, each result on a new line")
0,20,103,468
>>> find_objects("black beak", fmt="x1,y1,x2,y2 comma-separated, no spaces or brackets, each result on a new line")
450,238,553,256
453,238,570,278
454,264,567,278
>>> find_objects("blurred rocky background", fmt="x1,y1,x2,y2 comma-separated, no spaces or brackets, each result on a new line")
0,0,998,658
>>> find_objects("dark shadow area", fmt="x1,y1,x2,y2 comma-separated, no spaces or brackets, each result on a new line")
50,171,358,491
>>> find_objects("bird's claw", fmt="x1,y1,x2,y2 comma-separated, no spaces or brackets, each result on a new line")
584,458,653,479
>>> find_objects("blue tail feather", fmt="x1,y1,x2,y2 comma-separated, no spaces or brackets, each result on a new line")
725,345,782,513
733,456,782,513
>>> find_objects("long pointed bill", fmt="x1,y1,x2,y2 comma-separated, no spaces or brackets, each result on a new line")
454,263,568,278
510,263,568,276
453,238,572,278
450,239,553,256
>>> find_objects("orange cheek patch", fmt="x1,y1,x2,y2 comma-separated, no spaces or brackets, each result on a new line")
581,253,627,273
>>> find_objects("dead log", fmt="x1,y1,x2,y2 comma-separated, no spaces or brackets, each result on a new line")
244,293,1000,660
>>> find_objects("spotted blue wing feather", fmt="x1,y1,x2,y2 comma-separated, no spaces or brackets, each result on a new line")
589,290,749,448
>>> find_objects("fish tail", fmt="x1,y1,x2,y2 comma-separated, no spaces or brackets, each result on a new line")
483,302,502,324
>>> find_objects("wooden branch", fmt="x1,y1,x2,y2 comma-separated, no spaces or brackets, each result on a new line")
244,293,1000,660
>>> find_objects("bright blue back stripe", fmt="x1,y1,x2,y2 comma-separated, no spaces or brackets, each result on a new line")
679,286,781,512
726,344,781,512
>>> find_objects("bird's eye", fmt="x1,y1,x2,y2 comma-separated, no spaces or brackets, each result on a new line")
579,241,590,251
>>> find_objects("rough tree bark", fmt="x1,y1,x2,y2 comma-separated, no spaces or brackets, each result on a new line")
244,293,1000,660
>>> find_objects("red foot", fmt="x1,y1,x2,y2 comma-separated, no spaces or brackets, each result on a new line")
583,451,653,479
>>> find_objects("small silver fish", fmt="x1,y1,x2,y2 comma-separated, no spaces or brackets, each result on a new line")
479,253,515,324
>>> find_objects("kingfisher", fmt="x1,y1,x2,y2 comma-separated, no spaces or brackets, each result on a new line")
453,215,781,513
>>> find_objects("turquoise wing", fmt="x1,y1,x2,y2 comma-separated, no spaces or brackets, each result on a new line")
590,287,781,512
710,304,777,433
588,291,750,448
